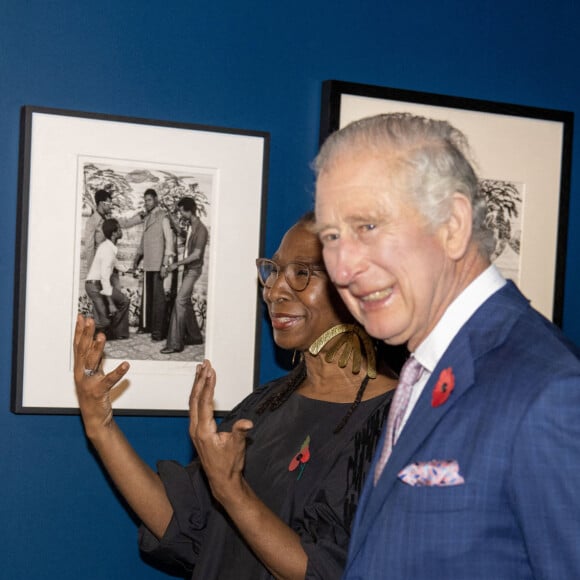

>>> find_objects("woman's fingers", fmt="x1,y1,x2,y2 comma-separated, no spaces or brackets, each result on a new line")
189,360,217,439
74,315,93,380
77,360,130,395
231,419,254,445
197,362,217,431
76,361,129,432
74,314,92,366
102,360,130,382
73,314,129,396
187,364,254,495
73,313,87,349
73,315,105,377
85,332,106,375
188,362,204,430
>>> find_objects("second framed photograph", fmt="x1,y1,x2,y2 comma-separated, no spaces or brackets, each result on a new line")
320,80,573,326
12,106,269,415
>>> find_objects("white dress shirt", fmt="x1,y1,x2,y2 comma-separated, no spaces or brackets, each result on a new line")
86,239,118,297
396,265,507,438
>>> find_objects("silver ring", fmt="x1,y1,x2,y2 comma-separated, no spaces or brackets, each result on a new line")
84,368,97,377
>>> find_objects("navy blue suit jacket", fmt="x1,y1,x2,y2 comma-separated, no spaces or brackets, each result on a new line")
344,282,580,579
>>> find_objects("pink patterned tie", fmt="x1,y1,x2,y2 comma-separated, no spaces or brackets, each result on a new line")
374,357,424,485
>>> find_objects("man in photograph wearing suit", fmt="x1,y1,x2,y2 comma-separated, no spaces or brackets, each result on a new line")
132,188,175,341
314,113,580,579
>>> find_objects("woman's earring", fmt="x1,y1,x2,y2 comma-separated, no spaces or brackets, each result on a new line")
291,350,303,366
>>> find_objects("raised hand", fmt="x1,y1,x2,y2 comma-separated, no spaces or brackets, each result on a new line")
188,360,307,577
73,314,129,437
188,360,253,502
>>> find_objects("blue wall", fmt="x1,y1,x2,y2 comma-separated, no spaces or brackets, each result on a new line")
1,1,578,578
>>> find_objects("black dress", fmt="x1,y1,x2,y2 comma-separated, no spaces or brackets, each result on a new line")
139,366,393,579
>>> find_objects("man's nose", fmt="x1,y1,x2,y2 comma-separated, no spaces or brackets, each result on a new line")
326,241,366,287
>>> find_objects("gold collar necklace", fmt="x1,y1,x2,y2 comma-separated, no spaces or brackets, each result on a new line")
308,323,377,379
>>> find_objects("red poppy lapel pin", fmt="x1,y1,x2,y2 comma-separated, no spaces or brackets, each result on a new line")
431,367,455,407
288,435,311,480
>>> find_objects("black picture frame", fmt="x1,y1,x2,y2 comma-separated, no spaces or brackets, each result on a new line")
320,80,573,326
12,106,269,415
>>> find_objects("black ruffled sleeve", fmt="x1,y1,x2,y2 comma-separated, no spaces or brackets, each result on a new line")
138,460,211,575
299,490,351,579
138,379,285,574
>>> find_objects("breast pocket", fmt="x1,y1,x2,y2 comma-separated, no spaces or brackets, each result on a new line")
396,480,477,513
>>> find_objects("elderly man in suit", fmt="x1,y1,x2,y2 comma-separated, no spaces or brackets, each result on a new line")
314,113,580,579
132,189,175,341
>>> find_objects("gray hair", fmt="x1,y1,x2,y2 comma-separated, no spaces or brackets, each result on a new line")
314,113,495,258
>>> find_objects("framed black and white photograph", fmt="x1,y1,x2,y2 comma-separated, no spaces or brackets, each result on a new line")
12,106,269,415
320,80,574,326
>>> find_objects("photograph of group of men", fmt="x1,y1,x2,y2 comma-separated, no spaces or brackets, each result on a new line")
80,186,209,358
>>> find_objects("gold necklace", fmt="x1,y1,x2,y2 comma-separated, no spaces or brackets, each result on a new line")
308,323,377,379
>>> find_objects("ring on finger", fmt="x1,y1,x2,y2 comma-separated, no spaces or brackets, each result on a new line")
84,368,97,377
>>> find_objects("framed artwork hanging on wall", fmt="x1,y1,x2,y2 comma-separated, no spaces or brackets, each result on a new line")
320,80,573,326
12,106,269,415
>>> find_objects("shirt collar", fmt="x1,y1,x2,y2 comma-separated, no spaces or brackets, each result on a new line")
414,265,506,373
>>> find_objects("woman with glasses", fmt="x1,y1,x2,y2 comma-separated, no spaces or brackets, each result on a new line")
73,212,401,579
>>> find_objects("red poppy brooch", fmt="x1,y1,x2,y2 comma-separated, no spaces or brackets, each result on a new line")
288,435,311,480
431,367,455,407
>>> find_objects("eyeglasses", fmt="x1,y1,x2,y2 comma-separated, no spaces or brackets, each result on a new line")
255,258,326,292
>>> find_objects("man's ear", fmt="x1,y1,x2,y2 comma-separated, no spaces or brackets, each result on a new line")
440,193,473,260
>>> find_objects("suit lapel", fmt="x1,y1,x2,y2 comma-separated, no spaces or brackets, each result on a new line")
377,339,475,484
143,207,160,231
349,342,476,559
348,282,528,563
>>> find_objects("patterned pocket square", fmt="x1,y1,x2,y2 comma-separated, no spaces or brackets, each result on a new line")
398,459,465,487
